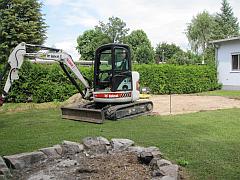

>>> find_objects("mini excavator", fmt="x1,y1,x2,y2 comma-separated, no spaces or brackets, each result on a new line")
0,42,153,123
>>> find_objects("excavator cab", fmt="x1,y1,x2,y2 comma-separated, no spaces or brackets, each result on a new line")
93,44,138,103
94,44,132,92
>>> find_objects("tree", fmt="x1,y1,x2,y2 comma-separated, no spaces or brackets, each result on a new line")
186,11,215,54
76,29,110,60
167,51,202,65
213,0,239,39
135,45,155,64
124,30,154,63
0,0,47,64
203,46,215,65
155,42,183,63
95,16,129,43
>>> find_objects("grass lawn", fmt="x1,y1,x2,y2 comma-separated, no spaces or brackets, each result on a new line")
0,106,240,179
197,90,240,99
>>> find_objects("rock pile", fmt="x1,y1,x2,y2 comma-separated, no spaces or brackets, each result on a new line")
0,137,181,180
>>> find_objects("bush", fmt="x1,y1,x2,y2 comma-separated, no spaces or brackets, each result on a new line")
134,64,220,94
6,61,93,103
5,62,220,103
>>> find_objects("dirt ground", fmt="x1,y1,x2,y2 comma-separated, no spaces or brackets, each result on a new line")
65,93,240,116
12,152,151,180
149,95,240,115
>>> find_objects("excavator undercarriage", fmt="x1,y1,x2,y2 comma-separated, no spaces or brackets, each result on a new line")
61,100,153,124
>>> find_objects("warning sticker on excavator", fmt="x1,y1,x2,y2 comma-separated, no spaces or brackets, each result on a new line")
94,92,131,98
67,58,75,68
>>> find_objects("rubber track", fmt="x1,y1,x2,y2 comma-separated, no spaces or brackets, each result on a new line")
104,100,153,120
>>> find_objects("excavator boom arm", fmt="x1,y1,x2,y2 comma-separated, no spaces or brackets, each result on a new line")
0,42,92,106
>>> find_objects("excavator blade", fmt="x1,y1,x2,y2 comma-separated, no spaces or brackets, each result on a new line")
61,106,104,124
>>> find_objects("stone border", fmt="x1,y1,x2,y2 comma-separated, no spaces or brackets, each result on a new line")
1,137,180,180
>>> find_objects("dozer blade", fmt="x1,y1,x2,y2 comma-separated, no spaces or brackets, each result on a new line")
61,106,104,124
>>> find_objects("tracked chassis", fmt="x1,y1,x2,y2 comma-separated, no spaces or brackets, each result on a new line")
61,100,153,124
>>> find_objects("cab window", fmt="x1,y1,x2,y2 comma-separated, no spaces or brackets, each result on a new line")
114,48,129,72
95,49,112,91
112,48,132,91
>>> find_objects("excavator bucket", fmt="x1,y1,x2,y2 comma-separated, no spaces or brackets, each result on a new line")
61,105,105,124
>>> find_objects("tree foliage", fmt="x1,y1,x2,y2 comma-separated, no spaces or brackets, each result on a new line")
95,16,129,43
124,30,154,64
186,11,215,54
76,29,110,60
0,0,47,64
167,51,202,65
135,45,155,64
77,17,130,60
213,0,239,39
155,42,183,63
185,0,239,65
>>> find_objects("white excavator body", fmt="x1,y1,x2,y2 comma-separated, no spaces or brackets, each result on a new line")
0,42,153,123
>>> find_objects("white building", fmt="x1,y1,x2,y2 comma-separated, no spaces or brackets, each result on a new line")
210,36,240,90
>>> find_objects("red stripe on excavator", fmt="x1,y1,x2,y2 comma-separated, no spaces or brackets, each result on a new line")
67,58,75,68
94,92,131,98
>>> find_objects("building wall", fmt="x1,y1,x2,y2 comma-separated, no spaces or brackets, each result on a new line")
217,40,240,90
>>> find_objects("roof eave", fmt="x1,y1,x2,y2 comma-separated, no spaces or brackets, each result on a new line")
209,36,240,44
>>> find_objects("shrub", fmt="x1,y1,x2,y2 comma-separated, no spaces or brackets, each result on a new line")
6,61,93,103
5,62,220,103
134,64,220,94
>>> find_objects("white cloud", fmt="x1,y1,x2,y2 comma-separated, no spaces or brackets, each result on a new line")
44,0,240,52
44,0,66,6
54,41,80,61
63,14,98,27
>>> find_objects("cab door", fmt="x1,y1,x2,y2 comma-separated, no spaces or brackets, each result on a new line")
94,47,113,92
112,47,132,92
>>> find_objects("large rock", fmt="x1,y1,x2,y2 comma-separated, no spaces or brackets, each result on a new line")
0,156,8,169
0,157,11,179
145,147,163,158
129,146,162,157
139,151,154,164
53,144,63,156
4,151,46,170
39,146,62,159
152,176,177,180
82,137,110,154
160,176,178,180
110,138,134,152
150,158,172,170
128,146,145,154
61,140,84,155
136,146,162,164
159,164,179,178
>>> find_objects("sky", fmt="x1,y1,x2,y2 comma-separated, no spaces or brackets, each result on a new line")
40,0,240,60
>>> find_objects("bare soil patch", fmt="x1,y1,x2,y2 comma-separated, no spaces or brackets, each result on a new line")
65,93,240,116
150,95,240,115
12,152,151,180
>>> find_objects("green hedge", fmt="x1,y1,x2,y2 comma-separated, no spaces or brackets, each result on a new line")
5,62,220,103
134,64,220,94
6,62,93,103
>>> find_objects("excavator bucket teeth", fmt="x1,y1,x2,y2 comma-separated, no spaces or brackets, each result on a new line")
61,106,104,124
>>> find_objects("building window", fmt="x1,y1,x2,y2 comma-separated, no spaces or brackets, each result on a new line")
232,54,240,71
